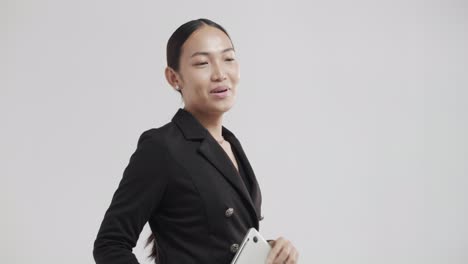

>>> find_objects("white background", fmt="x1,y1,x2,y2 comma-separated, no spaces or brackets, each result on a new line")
2,0,467,263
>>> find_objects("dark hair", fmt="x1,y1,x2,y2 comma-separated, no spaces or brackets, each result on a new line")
145,19,233,262
145,232,160,262
165,18,234,95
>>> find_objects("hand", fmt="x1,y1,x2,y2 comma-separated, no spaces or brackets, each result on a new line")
266,237,299,264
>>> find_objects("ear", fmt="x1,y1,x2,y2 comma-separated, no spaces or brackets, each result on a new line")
165,67,181,91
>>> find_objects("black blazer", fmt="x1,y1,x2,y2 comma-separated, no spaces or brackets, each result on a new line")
93,108,263,264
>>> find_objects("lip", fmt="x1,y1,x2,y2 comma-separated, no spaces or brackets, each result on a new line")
210,86,230,93
210,86,231,99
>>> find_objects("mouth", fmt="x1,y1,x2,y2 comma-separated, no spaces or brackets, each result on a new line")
210,86,231,99
210,86,230,94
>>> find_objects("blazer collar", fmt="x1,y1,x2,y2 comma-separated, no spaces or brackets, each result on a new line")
171,108,208,140
171,108,261,225
171,107,237,141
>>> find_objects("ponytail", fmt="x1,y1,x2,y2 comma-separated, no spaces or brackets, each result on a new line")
145,233,160,263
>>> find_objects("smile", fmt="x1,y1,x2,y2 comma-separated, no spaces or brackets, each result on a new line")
210,88,230,98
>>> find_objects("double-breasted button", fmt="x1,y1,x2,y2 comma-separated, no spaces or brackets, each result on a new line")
225,208,234,217
230,243,239,253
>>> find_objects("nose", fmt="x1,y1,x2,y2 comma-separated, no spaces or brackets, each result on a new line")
211,62,227,82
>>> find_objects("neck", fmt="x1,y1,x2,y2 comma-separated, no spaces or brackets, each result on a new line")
184,107,224,141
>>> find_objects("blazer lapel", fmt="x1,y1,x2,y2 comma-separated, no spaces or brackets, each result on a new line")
171,108,260,224
222,128,262,221
198,137,259,219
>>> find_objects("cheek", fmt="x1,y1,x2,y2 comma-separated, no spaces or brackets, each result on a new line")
184,70,210,89
188,74,212,99
229,66,240,83
189,69,211,84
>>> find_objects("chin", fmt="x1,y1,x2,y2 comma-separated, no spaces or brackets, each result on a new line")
216,104,234,114
210,100,236,114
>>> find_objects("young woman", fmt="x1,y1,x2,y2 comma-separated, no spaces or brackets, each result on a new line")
93,18,299,264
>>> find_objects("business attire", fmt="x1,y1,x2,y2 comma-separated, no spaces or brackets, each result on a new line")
93,108,263,264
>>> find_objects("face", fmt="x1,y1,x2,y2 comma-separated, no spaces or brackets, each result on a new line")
167,25,240,115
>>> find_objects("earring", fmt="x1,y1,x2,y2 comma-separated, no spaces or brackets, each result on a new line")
175,85,180,91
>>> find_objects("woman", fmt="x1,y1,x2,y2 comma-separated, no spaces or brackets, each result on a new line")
93,18,299,264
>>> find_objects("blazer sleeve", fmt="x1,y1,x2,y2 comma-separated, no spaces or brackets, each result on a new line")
93,131,168,264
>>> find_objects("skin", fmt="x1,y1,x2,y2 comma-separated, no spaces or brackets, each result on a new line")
165,24,299,264
267,238,299,264
165,25,238,141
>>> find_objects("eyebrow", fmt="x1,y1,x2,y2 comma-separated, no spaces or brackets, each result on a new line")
190,47,235,58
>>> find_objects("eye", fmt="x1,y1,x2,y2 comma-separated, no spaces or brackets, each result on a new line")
225,58,235,62
194,62,208,66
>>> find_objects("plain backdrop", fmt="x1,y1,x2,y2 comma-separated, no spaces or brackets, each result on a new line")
2,0,467,263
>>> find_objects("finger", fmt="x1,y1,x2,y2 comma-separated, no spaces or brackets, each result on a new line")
268,240,276,247
266,237,286,264
294,248,300,263
271,238,291,264
285,246,299,264
274,243,291,264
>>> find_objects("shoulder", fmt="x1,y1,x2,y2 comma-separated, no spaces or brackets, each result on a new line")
138,122,176,140
137,122,178,146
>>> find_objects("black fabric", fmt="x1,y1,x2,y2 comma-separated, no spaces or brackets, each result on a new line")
231,143,252,198
93,108,263,264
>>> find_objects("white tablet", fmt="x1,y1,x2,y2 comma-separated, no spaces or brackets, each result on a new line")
230,228,272,264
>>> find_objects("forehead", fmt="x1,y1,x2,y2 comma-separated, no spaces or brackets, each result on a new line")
181,26,233,57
